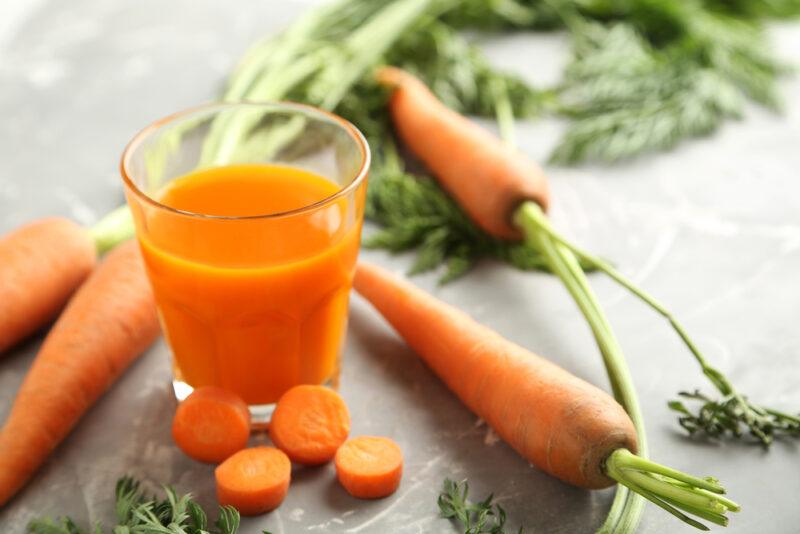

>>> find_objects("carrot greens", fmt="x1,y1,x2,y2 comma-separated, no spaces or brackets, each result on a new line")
438,478,521,534
28,477,242,534
670,390,800,446
89,204,135,254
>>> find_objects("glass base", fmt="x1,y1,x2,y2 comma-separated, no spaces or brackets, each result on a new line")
172,376,338,429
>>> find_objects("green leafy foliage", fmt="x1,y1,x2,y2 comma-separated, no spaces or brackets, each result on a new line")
441,0,562,30
705,0,800,18
551,21,746,163
438,478,522,534
28,476,241,534
27,518,97,534
385,18,546,119
547,0,789,162
426,0,794,164
669,390,800,446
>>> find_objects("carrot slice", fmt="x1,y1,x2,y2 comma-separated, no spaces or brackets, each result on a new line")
268,385,350,465
215,447,291,516
172,386,251,464
335,436,403,499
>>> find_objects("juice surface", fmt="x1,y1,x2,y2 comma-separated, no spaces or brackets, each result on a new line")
137,164,362,405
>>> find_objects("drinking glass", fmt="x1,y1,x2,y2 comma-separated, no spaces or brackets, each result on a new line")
121,102,369,422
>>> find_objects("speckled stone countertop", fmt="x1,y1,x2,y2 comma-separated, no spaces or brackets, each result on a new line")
1,1,799,533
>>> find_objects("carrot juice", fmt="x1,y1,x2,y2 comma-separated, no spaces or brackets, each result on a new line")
134,163,364,406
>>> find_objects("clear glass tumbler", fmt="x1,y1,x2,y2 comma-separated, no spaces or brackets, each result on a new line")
121,102,369,421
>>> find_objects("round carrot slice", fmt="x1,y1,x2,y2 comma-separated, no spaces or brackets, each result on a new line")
172,386,251,464
335,436,403,499
215,446,291,515
268,385,350,465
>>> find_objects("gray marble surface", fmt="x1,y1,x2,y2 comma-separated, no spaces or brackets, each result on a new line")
1,1,799,533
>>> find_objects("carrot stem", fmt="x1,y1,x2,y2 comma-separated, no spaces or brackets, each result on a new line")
515,201,738,531
221,0,346,102
514,201,646,533
612,483,712,532
692,488,741,512
202,0,433,166
201,52,326,167
318,0,432,111
492,82,648,530
614,450,723,494
605,449,739,529
514,197,796,446
89,205,135,254
490,77,516,151
519,213,734,395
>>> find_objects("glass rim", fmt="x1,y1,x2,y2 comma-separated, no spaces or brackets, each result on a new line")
120,100,371,221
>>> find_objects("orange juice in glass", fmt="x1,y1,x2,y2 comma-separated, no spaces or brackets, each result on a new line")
121,103,369,421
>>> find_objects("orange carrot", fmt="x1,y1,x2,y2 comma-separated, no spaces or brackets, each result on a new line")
0,217,96,353
268,385,350,465
172,386,251,464
335,436,403,499
377,66,549,240
0,240,159,506
215,446,291,515
353,261,637,489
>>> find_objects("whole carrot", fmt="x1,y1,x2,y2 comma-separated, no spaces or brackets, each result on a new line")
0,240,159,506
354,262,739,528
377,66,549,240
0,218,96,353
355,261,635,489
